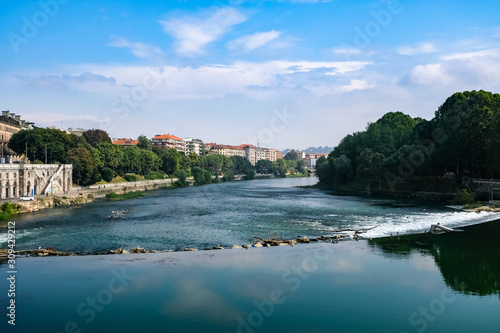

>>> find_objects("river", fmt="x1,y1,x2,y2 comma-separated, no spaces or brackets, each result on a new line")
1,177,500,333
1,177,499,252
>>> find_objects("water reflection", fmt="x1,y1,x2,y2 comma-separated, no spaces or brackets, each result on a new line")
369,220,500,296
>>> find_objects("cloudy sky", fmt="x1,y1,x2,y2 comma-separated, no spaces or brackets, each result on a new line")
1,0,499,150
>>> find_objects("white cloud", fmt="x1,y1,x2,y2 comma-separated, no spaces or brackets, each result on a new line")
23,112,110,124
397,42,437,56
108,37,163,58
441,48,500,61
408,63,450,85
333,47,361,56
337,79,374,93
227,30,282,52
160,7,247,57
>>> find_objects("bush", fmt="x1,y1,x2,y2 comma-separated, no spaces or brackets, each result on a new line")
223,170,234,182
453,189,477,205
0,202,19,220
194,169,212,185
174,170,188,187
101,167,114,182
145,171,165,180
464,202,482,209
106,191,144,200
123,174,137,182
244,169,255,180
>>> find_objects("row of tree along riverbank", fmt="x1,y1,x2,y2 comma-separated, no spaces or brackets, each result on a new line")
316,90,500,205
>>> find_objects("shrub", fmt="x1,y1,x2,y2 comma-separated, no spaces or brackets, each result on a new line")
244,169,255,180
145,171,165,180
453,189,477,205
194,169,212,185
123,174,137,182
174,170,188,187
223,170,234,182
101,167,114,182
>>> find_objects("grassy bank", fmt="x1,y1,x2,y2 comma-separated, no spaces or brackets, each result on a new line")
105,190,146,201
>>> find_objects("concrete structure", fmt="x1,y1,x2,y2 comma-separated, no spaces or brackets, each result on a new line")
208,143,278,165
152,134,185,153
265,148,277,162
66,127,86,136
0,111,34,163
112,138,139,147
209,144,246,158
0,163,72,199
184,138,204,155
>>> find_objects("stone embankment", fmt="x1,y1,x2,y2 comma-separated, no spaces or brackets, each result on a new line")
15,178,179,213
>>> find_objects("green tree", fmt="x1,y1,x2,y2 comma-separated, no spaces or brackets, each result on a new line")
159,148,181,175
356,148,385,189
137,135,152,150
67,147,95,186
140,149,161,174
121,146,142,173
273,158,288,177
230,155,254,174
97,142,123,170
174,169,188,187
82,129,111,147
256,159,274,174
9,127,75,163
284,150,298,160
206,154,224,173
101,167,114,182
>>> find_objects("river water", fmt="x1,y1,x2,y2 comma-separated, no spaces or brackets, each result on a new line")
1,177,500,333
1,177,499,252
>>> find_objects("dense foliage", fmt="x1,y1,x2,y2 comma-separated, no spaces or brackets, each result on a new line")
316,90,500,190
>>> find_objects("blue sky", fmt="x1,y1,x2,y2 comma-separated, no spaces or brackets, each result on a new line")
1,0,499,150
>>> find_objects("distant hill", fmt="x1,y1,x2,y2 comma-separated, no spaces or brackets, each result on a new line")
282,146,334,155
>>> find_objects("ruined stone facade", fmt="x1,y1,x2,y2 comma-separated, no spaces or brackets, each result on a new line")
0,163,72,199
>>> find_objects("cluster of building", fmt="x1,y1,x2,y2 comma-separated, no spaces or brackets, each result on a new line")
111,133,330,167
112,134,282,166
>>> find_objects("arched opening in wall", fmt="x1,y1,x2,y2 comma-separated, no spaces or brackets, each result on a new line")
34,179,38,195
5,181,9,198
27,181,31,196
13,181,17,197
67,177,70,192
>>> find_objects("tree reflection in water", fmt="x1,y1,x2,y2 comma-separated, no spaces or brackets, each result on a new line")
369,220,500,297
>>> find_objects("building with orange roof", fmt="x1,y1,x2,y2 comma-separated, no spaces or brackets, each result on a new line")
152,134,185,152
112,138,139,147
207,142,277,165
